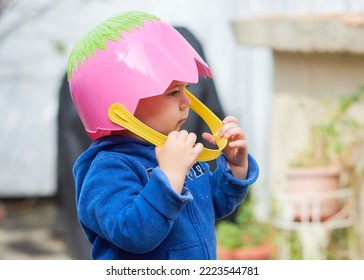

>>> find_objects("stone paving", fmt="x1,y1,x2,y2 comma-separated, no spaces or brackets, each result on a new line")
0,198,71,260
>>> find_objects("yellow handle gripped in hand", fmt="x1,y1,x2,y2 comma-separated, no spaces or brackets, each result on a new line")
108,90,227,161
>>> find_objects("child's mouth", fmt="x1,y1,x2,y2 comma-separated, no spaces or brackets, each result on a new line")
177,118,186,126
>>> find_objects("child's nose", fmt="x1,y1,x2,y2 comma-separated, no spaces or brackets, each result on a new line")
180,90,191,109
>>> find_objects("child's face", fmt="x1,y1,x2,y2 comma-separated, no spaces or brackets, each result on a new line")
134,81,190,135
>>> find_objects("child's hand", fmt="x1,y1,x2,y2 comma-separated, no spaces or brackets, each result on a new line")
202,116,248,179
156,130,203,194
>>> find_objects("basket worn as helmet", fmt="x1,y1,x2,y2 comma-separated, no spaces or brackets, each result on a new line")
67,11,212,140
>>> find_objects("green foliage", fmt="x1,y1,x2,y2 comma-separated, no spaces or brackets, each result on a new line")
216,221,244,250
67,11,160,80
216,198,272,249
290,86,364,188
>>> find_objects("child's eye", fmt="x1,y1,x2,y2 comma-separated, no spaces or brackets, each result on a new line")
167,91,178,97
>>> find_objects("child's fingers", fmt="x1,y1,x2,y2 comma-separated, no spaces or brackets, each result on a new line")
222,116,238,124
228,139,247,150
185,131,197,146
220,125,244,139
193,142,204,155
176,130,188,141
219,117,239,137
201,132,216,145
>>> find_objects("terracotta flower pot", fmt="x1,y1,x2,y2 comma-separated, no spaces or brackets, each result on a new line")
217,244,275,260
285,166,341,222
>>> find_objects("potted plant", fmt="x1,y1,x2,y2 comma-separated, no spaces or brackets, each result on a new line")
216,197,275,260
285,86,364,221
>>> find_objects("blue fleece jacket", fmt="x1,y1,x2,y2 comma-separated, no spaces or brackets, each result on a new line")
73,135,259,260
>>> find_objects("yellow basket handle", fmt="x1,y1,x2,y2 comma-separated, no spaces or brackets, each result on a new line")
108,89,227,161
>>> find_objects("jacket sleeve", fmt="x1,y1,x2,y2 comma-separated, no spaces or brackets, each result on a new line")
76,154,192,254
210,153,259,219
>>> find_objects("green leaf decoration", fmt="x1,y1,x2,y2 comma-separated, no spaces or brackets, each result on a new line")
67,11,160,80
